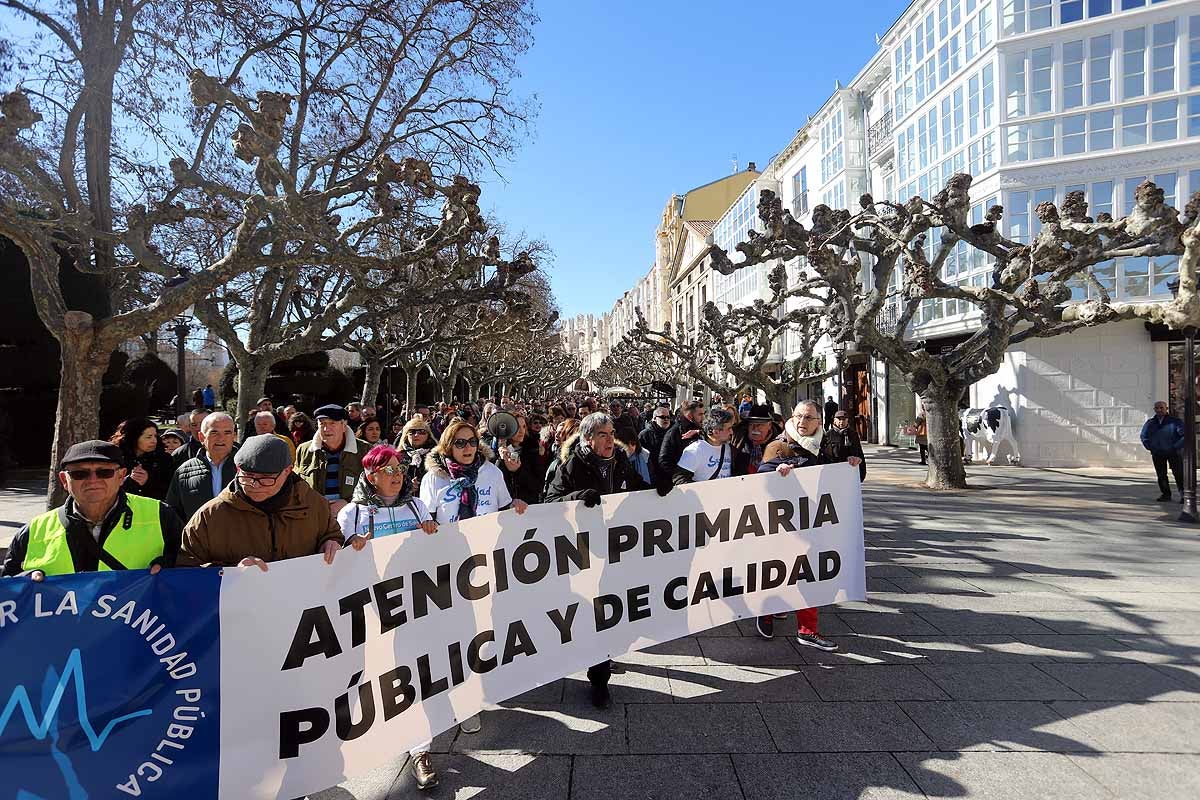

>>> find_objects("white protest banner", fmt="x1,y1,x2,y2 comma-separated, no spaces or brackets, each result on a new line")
217,463,865,798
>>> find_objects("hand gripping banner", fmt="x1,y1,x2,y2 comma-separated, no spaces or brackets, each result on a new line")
2,464,865,799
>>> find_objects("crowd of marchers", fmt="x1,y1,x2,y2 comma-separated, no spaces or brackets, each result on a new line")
1,391,865,792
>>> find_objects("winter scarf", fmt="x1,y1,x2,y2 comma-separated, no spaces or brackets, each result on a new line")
578,441,613,480
785,418,825,457
445,455,483,520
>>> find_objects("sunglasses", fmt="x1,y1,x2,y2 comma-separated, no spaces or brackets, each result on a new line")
409,429,429,436
371,465,407,476
236,471,280,487
452,437,480,448
654,415,671,420
66,467,119,481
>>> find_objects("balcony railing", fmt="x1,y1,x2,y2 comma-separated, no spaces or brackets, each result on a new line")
867,109,893,158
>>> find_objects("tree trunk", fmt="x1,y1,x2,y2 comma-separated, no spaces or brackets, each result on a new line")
361,358,384,408
235,358,271,438
920,387,968,490
47,314,110,508
403,364,418,413
442,369,459,403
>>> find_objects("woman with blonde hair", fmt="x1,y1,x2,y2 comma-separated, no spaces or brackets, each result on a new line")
417,417,526,743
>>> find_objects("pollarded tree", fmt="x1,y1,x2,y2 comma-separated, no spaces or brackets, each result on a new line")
589,334,687,393
1,0,536,504
710,175,1199,489
628,261,832,411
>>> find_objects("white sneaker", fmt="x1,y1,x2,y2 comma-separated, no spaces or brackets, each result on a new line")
459,713,482,734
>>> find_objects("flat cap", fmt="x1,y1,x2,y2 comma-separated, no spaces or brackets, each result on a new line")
256,396,272,404
834,410,849,419
61,440,125,469
234,434,292,474
314,404,347,421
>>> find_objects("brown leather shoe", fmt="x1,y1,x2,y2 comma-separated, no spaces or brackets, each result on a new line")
412,751,438,790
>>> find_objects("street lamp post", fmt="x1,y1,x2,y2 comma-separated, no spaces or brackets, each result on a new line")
171,315,192,414
1169,279,1197,523
831,339,847,409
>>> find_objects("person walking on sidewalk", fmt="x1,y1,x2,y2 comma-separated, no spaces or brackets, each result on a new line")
1141,400,1185,502
756,400,863,652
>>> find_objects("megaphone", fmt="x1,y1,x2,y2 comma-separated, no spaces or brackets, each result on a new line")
487,411,519,440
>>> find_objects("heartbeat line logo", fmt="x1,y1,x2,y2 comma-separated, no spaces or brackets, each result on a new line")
0,648,153,752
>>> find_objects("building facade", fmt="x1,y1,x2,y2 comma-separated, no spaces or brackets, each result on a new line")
653,0,1198,466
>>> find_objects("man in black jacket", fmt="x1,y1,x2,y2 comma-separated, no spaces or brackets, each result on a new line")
825,410,867,481
165,412,239,523
545,411,647,708
638,403,673,485
654,400,705,490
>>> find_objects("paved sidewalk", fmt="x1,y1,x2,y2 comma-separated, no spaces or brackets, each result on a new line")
313,448,1199,800
0,470,47,549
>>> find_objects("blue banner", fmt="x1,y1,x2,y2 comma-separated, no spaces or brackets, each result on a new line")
0,569,221,800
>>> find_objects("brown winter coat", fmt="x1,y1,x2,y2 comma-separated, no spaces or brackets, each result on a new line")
178,476,344,567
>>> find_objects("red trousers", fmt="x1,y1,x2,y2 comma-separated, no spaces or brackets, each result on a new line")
796,607,819,635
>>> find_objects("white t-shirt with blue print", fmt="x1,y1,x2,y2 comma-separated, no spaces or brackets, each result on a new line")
337,497,432,539
677,440,732,481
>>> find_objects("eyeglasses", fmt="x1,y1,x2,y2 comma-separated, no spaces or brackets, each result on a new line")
654,415,671,420
452,437,480,448
371,465,407,476
66,467,119,481
236,471,280,487
793,415,821,422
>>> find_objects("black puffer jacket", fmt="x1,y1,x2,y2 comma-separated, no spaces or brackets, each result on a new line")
638,423,669,485
824,426,867,481
496,437,545,504
545,435,648,502
654,414,701,488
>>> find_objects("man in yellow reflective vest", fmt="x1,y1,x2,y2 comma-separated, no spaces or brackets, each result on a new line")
1,440,183,580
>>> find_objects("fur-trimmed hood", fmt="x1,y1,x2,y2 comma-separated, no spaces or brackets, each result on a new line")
559,432,581,463
423,442,496,481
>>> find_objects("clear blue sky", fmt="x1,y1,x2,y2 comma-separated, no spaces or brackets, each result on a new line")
480,0,909,319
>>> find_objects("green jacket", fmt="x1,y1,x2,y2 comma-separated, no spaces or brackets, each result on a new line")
295,433,369,502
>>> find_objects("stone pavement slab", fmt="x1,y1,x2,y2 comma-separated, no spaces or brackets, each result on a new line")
894,752,1112,799
1035,662,1194,700
916,664,1083,701
1048,701,1200,752
801,665,949,701
450,704,627,755
897,701,1092,752
665,664,821,702
626,703,775,754
571,754,743,800
1066,753,1200,800
732,753,927,799
757,701,935,752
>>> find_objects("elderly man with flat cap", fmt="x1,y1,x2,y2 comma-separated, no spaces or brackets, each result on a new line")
295,403,368,518
2,440,183,579
179,434,359,570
